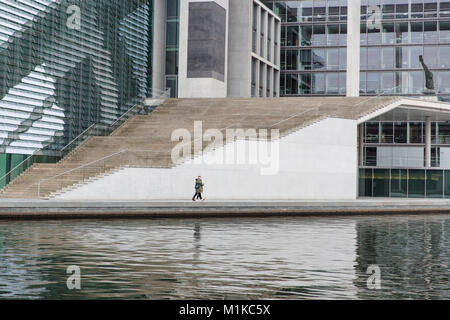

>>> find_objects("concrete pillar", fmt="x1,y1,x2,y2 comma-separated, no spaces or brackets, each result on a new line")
178,0,229,98
346,0,361,97
425,116,432,168
152,0,167,94
256,5,261,57
359,124,365,166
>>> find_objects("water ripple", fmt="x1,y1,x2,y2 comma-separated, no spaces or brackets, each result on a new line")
0,215,449,299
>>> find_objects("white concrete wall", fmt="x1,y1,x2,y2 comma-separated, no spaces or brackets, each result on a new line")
57,118,358,200
178,0,229,98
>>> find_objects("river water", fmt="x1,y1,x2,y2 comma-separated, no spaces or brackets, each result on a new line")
0,215,449,299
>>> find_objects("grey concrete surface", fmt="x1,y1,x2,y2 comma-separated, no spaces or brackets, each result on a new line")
1,198,450,219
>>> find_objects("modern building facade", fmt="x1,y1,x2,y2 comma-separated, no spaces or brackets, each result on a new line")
152,0,281,98
261,0,450,99
0,0,153,185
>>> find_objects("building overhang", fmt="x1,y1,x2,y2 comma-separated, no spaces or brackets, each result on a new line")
356,98,450,124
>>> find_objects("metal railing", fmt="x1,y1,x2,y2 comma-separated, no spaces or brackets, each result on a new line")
363,155,441,168
0,89,170,191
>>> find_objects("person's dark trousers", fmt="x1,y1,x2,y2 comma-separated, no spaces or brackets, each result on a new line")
192,192,202,201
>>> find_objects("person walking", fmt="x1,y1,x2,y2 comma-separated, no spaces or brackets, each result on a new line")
192,176,204,201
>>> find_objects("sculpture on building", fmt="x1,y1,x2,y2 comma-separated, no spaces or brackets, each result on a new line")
419,55,435,92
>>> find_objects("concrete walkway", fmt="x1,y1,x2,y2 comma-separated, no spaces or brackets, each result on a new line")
1,198,450,219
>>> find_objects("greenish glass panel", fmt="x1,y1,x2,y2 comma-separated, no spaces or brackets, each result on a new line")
408,169,426,198
445,170,450,198
359,168,373,197
391,169,407,198
426,170,444,198
0,154,8,189
373,169,390,197
10,154,26,180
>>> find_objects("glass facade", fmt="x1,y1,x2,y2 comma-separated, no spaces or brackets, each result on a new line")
361,120,450,168
165,0,180,98
0,0,153,157
262,0,450,98
359,168,450,198
0,0,153,180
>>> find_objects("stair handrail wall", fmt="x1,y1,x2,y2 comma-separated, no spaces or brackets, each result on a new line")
36,149,172,198
0,88,170,190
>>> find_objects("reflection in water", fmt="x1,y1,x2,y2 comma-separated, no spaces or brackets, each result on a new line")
0,215,449,299
355,215,450,299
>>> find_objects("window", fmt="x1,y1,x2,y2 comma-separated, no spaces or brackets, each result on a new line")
365,147,377,166
165,50,178,75
382,23,395,44
409,71,424,94
373,169,390,197
312,73,325,94
165,76,178,98
439,72,450,93
365,122,379,144
367,48,380,69
391,169,407,197
438,122,450,144
408,170,425,198
381,122,394,144
167,0,180,19
410,122,423,144
313,49,326,70
286,74,298,95
300,49,312,70
367,72,379,94
327,48,339,70
326,73,339,94
411,22,423,43
394,122,407,144
287,25,300,46
359,168,373,197
312,24,326,46
395,22,409,44
327,24,340,45
360,47,367,70
440,21,450,42
339,48,347,70
424,21,438,43
299,73,311,95
440,2,450,17
381,72,394,93
381,47,394,69
313,0,326,21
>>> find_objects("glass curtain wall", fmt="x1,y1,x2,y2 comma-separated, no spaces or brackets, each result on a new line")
359,168,450,198
0,0,153,179
165,0,180,98
263,0,450,99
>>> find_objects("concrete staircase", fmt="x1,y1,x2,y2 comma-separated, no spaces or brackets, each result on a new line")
0,96,398,199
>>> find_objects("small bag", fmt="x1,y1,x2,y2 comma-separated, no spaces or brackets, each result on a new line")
195,182,201,189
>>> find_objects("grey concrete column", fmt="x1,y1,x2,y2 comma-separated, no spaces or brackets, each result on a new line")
255,60,260,96
256,5,261,57
346,0,361,97
152,0,167,94
425,116,432,168
359,124,365,166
